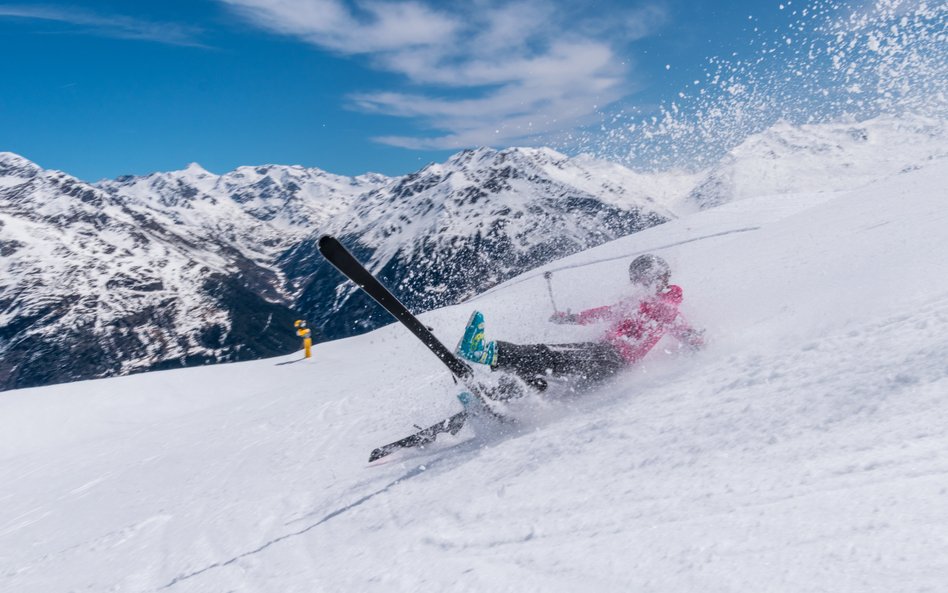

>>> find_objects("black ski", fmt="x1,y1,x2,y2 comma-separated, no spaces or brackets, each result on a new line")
368,411,468,462
317,235,508,462
318,235,473,379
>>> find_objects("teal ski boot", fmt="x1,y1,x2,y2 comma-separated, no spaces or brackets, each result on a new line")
456,311,496,365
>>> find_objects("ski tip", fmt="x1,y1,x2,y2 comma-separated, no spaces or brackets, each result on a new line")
317,235,336,250
368,447,391,463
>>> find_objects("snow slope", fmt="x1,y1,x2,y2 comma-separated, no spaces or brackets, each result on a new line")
2,157,948,592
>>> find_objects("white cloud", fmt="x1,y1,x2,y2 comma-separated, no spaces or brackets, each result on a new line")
221,0,667,148
223,0,459,53
0,5,205,47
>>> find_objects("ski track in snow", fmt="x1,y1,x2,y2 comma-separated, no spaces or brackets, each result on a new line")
1,159,948,591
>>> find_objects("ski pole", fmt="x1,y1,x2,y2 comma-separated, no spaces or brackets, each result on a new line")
543,271,559,313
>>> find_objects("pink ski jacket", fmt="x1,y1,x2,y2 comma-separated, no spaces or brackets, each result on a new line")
575,285,702,364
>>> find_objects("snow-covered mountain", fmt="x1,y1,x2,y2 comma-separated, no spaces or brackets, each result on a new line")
286,147,672,338
2,149,946,592
0,154,332,390
0,148,671,391
97,161,388,255
687,114,948,208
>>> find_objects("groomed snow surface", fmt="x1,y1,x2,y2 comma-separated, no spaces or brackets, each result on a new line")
2,160,948,592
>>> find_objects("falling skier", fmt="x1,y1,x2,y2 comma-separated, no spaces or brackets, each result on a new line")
319,236,705,461
456,254,705,394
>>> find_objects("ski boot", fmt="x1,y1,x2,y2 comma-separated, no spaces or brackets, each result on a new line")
456,311,496,366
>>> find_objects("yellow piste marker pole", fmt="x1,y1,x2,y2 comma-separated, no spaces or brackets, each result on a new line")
295,320,313,359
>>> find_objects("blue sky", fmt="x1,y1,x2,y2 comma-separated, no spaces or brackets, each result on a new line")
0,0,800,180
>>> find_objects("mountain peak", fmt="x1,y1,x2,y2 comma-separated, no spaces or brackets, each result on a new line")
0,152,41,178
180,162,215,178
441,146,570,173
0,151,31,164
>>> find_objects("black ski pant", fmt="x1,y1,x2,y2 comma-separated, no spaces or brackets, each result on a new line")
492,340,626,388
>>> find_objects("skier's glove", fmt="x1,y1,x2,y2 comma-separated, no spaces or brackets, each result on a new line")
549,311,579,324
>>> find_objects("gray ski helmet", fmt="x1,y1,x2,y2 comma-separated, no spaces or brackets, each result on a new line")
629,254,671,285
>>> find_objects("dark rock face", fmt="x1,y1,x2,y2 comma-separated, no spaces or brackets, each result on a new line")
0,147,669,391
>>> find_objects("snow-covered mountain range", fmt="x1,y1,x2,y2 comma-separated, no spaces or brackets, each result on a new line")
1,114,944,391
0,153,393,391
0,147,670,391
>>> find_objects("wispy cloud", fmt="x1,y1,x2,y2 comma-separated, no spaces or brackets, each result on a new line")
0,4,205,47
221,0,668,148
